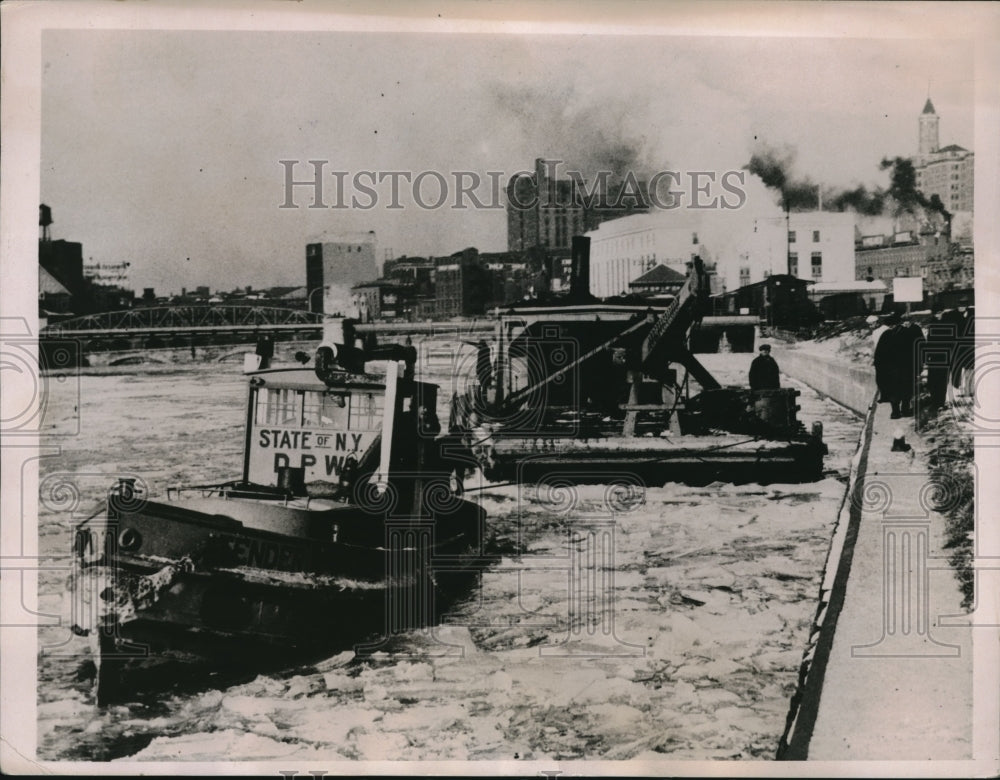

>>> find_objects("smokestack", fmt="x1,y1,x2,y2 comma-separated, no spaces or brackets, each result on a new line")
570,235,591,299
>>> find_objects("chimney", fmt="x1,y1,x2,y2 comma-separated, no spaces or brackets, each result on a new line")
570,235,591,299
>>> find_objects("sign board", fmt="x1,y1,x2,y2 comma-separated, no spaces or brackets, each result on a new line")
893,276,923,303
246,385,383,485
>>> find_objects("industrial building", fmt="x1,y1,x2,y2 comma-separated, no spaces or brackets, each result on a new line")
350,279,416,321
305,232,378,314
434,249,491,318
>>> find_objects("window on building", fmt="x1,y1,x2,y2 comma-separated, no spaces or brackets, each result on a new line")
692,232,699,245
813,230,820,242
811,252,822,280
739,266,750,285
788,231,796,243
789,252,799,277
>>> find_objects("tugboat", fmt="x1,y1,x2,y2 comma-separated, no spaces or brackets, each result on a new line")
450,238,827,486
68,320,489,702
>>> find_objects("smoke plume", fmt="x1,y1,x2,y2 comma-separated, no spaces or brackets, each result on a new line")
744,143,820,211
745,143,949,224
489,82,659,182
880,156,951,221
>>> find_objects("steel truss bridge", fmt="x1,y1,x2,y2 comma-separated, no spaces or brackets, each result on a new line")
43,305,324,340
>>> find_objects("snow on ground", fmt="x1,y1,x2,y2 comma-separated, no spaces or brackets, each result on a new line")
35,344,862,762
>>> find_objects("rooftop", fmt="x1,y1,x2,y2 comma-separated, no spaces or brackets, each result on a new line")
630,264,687,285
39,266,70,296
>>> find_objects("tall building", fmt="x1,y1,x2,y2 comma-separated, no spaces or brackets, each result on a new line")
506,158,650,255
305,231,378,313
918,97,940,157
912,98,974,214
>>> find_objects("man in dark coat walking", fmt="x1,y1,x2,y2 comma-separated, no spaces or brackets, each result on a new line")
873,312,925,418
749,343,780,390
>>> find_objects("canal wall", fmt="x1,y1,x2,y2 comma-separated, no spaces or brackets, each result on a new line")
775,346,876,417
774,341,879,758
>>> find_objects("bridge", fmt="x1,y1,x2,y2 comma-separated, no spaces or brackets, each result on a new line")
40,304,502,356
42,304,324,349
44,304,324,335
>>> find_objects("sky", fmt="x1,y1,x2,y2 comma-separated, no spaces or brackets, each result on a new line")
40,26,976,295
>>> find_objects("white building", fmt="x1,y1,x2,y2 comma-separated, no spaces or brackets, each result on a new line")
587,208,857,298
586,212,704,299
719,211,856,292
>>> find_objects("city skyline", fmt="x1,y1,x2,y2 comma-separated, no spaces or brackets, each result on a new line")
39,18,977,295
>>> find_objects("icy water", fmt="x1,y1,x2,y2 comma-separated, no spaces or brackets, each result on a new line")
35,345,862,762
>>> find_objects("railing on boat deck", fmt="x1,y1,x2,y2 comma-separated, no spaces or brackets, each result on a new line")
165,483,335,509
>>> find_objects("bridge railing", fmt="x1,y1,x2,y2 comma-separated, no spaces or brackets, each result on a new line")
43,304,324,333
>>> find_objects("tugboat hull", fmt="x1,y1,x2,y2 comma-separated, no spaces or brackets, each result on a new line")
71,494,488,702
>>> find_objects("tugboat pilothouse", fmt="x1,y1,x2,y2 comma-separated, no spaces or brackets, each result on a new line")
69,320,489,702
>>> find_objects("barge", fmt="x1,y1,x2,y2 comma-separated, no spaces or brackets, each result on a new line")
450,238,827,486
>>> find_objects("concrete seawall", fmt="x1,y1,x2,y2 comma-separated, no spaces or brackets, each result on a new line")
775,346,876,417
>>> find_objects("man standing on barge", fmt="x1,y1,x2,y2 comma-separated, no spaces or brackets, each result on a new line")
749,343,780,390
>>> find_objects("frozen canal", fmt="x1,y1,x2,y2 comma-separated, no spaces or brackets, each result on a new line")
36,345,862,762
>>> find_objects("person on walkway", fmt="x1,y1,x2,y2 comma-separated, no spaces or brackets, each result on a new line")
873,311,900,411
749,343,780,390
896,315,926,417
873,312,925,418
925,306,960,409
868,314,890,352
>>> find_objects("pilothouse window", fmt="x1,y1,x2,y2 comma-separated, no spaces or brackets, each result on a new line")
303,391,350,427
255,388,351,428
255,387,303,426
349,392,383,430
254,387,381,430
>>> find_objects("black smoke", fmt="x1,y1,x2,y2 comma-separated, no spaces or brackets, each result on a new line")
830,185,885,216
744,144,820,211
879,156,951,222
745,144,949,223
